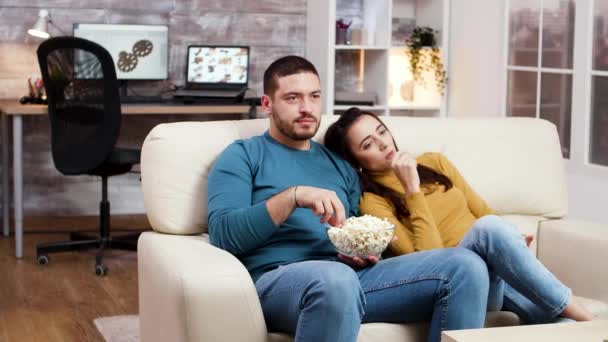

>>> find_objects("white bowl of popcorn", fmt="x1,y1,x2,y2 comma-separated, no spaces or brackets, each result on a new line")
326,215,395,258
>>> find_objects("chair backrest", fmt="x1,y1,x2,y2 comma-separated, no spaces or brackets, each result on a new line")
37,36,121,175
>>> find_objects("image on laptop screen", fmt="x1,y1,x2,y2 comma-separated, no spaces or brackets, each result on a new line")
186,46,249,86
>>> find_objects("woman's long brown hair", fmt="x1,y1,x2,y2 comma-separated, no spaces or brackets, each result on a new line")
324,107,452,218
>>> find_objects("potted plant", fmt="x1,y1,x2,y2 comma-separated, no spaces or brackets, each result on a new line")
405,26,447,95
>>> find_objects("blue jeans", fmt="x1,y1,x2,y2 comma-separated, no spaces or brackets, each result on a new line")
459,215,572,324
255,248,489,342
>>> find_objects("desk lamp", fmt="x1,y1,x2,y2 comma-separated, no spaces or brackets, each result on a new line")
28,9,61,39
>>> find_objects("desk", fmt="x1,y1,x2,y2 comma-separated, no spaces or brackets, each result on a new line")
0,100,258,258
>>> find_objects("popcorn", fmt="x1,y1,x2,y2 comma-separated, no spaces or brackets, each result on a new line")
327,215,395,257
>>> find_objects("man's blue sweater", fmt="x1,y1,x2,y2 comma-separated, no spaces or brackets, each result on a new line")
207,131,360,281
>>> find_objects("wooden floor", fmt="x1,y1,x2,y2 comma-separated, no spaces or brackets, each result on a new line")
0,229,139,342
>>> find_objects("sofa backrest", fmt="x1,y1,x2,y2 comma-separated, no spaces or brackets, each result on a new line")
141,116,567,235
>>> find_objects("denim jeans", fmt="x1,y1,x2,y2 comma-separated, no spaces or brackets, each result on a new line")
255,248,489,342
459,215,572,324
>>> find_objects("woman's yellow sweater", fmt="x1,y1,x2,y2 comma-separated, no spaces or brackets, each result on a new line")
359,152,495,255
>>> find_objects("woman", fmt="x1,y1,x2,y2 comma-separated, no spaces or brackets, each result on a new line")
324,107,594,324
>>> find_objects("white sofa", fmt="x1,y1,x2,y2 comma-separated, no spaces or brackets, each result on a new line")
138,116,608,342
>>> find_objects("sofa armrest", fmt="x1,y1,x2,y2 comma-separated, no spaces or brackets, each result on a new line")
138,232,267,342
537,219,608,303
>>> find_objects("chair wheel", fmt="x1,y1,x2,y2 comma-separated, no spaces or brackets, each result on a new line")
37,255,49,265
95,265,108,276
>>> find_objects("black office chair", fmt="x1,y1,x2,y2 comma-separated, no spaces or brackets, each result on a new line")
36,36,141,276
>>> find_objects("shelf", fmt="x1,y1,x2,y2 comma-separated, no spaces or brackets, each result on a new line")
307,0,448,117
335,45,390,50
539,103,563,108
335,46,434,51
510,103,562,110
511,47,564,52
389,104,441,111
334,105,387,111
510,103,536,109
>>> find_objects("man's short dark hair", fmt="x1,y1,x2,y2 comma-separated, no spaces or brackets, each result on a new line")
263,55,319,96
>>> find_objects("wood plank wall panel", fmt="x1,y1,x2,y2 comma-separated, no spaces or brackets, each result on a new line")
0,43,39,98
0,0,307,217
174,0,306,14
169,13,305,90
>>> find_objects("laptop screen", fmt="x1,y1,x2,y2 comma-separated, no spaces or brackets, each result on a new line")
186,45,249,87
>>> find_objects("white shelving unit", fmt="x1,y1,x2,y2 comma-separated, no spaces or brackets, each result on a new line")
306,0,451,117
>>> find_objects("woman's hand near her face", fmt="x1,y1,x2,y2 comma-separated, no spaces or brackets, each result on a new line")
391,151,421,196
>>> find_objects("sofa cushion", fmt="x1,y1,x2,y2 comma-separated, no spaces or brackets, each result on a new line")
141,117,567,236
267,311,520,342
267,298,608,342
574,296,608,317
322,117,566,218
141,121,242,234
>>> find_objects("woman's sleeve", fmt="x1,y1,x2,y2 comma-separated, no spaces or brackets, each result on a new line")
435,153,495,217
360,191,444,255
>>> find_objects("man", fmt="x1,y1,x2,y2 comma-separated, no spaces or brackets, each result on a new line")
207,56,489,342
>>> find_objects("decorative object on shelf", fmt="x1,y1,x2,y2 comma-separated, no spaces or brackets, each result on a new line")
388,49,420,106
336,19,351,45
391,18,415,46
400,80,414,102
405,26,447,95
349,28,367,45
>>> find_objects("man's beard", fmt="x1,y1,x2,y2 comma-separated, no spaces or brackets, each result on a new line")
272,112,320,141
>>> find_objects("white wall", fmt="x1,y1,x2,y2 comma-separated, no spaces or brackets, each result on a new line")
448,0,505,117
448,0,608,224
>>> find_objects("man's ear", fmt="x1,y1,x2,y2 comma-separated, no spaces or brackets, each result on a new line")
261,94,272,115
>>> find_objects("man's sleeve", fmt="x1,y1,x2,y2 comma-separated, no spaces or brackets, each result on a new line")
207,142,277,255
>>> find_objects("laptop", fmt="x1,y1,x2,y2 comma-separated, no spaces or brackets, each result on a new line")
173,45,250,99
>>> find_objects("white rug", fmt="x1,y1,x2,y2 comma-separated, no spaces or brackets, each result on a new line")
94,315,140,342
